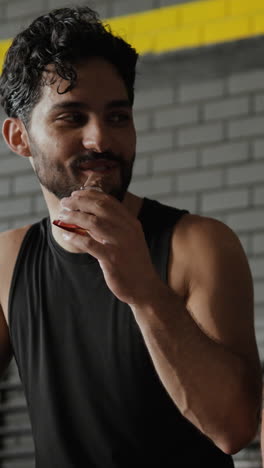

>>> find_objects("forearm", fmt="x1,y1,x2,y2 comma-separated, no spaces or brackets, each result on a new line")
130,281,261,454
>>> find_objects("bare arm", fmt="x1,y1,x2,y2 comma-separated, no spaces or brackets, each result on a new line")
131,215,261,455
0,305,12,377
0,228,28,378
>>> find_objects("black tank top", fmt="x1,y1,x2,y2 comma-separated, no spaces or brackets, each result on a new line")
9,197,234,468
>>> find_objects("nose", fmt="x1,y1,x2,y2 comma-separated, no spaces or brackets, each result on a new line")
82,117,112,153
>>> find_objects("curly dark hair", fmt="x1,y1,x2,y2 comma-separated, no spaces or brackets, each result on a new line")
0,6,139,127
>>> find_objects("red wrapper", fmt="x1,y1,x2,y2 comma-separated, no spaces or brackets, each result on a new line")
53,220,88,236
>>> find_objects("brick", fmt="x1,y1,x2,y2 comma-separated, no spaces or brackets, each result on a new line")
154,24,201,54
134,113,151,132
132,157,149,177
90,2,109,19
159,0,194,5
7,0,44,20
227,162,264,186
229,0,263,16
255,307,264,325
253,12,264,37
112,0,154,17
34,194,47,214
51,0,82,7
0,5,5,23
129,175,172,197
254,281,264,305
226,209,264,232
201,189,249,213
204,97,249,121
0,137,8,154
228,117,264,139
253,233,264,254
228,70,264,94
201,142,248,167
0,157,31,175
153,149,197,173
11,215,43,229
254,93,264,113
154,105,198,129
132,6,179,36
14,174,40,195
203,16,249,46
0,178,10,197
254,186,264,205
0,222,9,232
253,139,264,160
178,123,223,146
237,234,250,255
134,87,174,111
131,33,155,56
159,194,196,212
180,0,226,26
0,198,31,218
137,131,173,154
249,257,264,279
0,107,6,121
0,19,30,41
179,79,224,103
177,168,222,193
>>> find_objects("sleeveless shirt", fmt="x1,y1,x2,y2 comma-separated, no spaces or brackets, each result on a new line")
9,197,234,468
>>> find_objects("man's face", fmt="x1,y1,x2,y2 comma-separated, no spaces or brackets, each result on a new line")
27,58,136,201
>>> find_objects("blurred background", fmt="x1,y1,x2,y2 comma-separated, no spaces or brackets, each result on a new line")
0,0,264,466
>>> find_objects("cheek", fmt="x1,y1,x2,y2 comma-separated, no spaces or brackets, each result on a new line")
123,128,136,154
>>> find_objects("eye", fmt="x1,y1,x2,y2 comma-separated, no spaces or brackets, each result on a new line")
108,112,131,125
57,112,86,124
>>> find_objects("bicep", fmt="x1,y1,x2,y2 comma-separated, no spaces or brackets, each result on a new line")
172,216,259,363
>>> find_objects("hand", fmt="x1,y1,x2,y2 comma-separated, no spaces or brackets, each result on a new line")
58,189,161,306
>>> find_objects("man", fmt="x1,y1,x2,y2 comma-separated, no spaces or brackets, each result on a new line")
0,6,261,468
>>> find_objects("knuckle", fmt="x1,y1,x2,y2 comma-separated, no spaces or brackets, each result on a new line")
90,215,99,227
95,194,108,209
72,193,81,201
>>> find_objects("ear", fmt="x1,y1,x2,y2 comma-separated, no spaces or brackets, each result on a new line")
2,118,32,157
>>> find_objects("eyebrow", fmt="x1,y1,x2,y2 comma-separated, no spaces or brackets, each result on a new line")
49,99,132,113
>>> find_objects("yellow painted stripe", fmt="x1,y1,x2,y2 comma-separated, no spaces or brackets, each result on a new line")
1,0,264,71
203,15,250,45
0,39,12,72
105,0,264,54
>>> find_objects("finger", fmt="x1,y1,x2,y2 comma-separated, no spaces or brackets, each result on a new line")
61,191,131,225
62,230,108,256
57,210,119,244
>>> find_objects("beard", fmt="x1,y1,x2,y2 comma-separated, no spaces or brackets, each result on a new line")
29,138,135,202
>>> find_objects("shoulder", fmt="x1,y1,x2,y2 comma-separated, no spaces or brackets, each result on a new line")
0,224,32,323
172,213,245,260
169,213,250,296
173,212,240,244
0,224,32,259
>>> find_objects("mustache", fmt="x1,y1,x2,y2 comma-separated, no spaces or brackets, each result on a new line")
71,151,122,170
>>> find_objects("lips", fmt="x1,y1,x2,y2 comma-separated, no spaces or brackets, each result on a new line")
77,159,118,171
